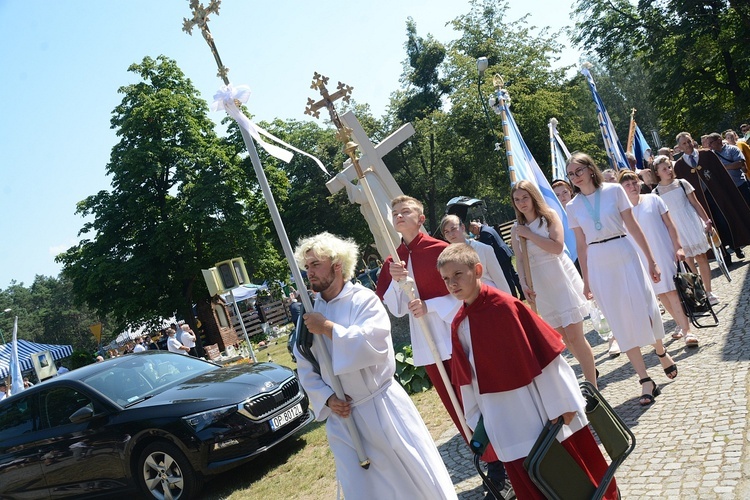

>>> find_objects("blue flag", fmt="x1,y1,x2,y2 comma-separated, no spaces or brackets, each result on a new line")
494,92,577,262
581,66,628,171
549,118,571,181
633,124,652,170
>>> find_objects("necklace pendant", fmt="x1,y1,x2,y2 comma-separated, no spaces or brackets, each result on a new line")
595,221,603,230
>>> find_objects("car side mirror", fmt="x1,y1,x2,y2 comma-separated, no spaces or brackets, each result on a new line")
69,406,95,424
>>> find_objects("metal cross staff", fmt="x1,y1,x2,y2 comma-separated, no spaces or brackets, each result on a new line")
182,1,370,469
306,74,474,441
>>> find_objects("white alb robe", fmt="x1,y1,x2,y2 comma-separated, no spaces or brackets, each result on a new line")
455,316,588,462
294,282,456,499
382,259,461,367
468,239,512,294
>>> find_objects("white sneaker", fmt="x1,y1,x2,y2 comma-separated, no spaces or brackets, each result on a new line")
707,292,719,306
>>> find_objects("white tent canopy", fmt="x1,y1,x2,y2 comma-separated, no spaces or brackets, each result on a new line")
113,317,178,347
221,283,267,304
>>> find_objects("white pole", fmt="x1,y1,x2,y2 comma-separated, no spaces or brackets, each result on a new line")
229,288,256,362
237,126,371,469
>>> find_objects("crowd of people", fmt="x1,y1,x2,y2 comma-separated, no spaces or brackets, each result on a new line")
290,125,750,499
113,321,198,357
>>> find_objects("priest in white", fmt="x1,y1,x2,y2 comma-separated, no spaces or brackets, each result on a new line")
293,232,456,500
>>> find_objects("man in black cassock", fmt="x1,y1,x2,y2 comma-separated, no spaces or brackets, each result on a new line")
673,132,750,264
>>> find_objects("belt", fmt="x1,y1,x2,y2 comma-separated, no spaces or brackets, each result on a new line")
590,234,626,245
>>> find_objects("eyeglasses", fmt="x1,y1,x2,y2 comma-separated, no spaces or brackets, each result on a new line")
566,166,588,179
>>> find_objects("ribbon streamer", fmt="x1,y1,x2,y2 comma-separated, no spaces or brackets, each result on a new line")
212,85,329,175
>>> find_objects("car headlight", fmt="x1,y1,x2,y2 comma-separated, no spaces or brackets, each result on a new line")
182,405,237,433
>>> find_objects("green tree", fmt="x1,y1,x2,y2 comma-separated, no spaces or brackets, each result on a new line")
572,0,750,135
387,18,453,231
395,0,602,223
1,276,110,353
57,56,285,333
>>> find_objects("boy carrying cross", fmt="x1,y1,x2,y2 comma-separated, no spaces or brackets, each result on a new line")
436,243,617,500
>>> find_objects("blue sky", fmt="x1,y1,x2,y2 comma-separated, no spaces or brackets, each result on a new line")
0,0,579,288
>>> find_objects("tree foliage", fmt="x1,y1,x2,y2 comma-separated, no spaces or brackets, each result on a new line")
572,0,750,135
57,56,286,331
0,276,105,353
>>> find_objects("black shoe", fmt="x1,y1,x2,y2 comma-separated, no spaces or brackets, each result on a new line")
735,248,745,259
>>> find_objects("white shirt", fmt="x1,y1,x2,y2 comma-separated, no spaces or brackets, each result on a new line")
179,329,196,348
566,183,632,244
467,238,512,294
133,343,146,353
167,336,188,355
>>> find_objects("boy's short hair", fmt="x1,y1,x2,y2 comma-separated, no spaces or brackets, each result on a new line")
437,243,480,270
391,195,424,215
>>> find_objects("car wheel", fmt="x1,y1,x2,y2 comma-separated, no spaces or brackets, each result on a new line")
137,441,201,500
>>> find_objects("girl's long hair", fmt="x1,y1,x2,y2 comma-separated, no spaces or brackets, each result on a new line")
511,180,556,227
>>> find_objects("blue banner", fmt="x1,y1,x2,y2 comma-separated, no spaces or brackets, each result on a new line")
581,66,628,171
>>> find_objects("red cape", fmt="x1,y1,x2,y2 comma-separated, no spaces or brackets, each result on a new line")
375,232,449,301
450,284,564,394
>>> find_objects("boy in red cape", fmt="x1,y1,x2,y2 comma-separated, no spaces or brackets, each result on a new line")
437,243,617,500
375,195,507,494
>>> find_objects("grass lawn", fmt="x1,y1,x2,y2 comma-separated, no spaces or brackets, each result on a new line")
201,334,452,499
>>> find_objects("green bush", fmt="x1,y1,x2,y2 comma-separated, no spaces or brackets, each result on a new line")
394,343,432,394
70,349,95,369
251,332,268,344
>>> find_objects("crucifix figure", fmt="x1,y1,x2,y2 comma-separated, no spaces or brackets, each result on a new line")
326,111,417,259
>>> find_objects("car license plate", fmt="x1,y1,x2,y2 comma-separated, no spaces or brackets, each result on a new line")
270,403,303,431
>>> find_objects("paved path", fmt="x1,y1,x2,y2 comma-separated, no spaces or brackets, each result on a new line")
435,259,750,499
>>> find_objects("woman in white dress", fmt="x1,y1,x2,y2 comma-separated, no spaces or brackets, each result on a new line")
565,153,677,406
510,180,597,388
651,155,718,307
618,170,699,347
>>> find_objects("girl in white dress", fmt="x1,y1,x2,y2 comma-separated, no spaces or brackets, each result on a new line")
651,155,718,307
510,181,598,388
565,153,677,406
619,170,699,347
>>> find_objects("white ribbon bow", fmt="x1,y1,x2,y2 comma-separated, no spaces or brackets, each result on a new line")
211,84,328,175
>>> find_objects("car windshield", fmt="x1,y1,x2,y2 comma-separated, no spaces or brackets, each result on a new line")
82,354,218,406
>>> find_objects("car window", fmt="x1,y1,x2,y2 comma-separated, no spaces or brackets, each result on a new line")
41,387,93,429
0,396,39,441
